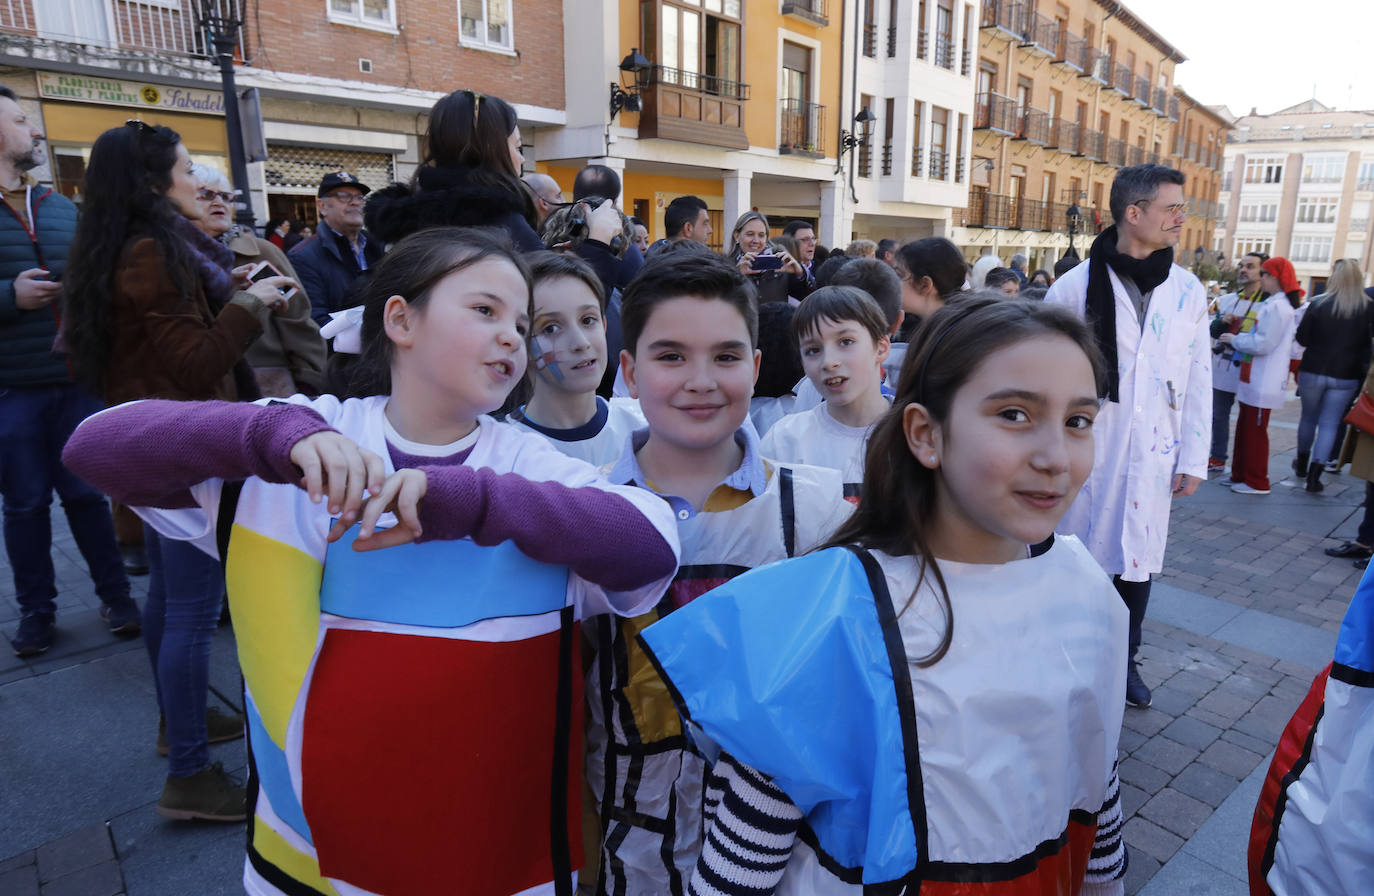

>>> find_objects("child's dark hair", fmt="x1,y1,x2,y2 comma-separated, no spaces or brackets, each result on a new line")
894,237,968,300
620,251,758,356
792,286,889,346
528,250,607,313
813,255,852,288
343,227,532,397
829,258,903,329
984,267,1020,290
822,296,1105,666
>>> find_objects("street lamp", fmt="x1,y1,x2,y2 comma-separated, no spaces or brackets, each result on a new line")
609,48,651,119
199,0,255,230
1066,201,1083,260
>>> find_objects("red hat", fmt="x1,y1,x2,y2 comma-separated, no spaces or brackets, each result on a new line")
1261,257,1305,298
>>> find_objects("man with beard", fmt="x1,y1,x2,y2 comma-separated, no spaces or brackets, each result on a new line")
0,85,138,657
1208,251,1267,473
1046,164,1211,710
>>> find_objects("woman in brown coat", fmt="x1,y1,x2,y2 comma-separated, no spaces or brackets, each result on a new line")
63,121,297,824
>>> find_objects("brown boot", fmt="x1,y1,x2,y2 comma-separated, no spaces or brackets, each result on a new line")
156,762,247,822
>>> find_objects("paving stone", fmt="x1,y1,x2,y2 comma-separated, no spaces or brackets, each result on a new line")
1198,740,1265,779
1144,684,1195,717
1160,716,1222,751
1123,816,1184,864
1161,670,1217,699
1185,706,1235,730
1234,694,1304,742
39,860,122,896
1171,761,1242,808
1214,673,1274,702
1139,787,1213,839
1120,756,1173,795
0,864,39,896
1122,847,1161,896
1121,782,1149,820
1220,728,1274,757
35,825,112,883
1272,659,1318,679
1195,687,1260,721
1132,737,1198,776
1122,707,1172,738
1118,726,1148,754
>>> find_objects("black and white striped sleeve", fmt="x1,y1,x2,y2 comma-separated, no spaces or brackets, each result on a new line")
687,753,803,896
1084,759,1127,888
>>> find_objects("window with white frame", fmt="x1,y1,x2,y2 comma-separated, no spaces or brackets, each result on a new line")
1238,202,1277,223
1301,153,1345,184
1234,238,1272,258
1358,159,1374,190
328,0,396,30
1290,235,1333,264
460,0,513,51
1295,195,1339,224
1243,156,1283,185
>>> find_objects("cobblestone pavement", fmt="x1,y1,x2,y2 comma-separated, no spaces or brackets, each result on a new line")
0,395,1361,894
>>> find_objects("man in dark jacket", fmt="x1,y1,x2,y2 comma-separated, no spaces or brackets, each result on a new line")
0,85,138,656
290,171,384,327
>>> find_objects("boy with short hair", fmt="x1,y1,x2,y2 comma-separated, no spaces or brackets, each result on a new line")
586,252,849,895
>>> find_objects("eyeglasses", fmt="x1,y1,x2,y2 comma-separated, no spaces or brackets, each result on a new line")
1134,200,1189,217
196,188,235,203
322,191,366,205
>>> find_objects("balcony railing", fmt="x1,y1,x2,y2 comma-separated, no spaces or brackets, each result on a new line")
1127,144,1144,167
781,0,829,27
911,144,924,177
955,155,966,182
961,46,972,75
1019,11,1057,55
0,0,244,59
887,25,897,57
917,30,928,59
1053,30,1085,71
1016,107,1051,145
1081,129,1105,162
1168,96,1180,121
1111,63,1133,95
960,191,1011,228
929,147,949,180
1133,76,1151,105
980,0,1025,37
779,99,825,155
638,65,750,150
863,22,877,56
858,138,872,177
1048,118,1079,153
1106,137,1127,167
1151,86,1169,114
1080,47,1109,83
933,34,954,70
975,92,1018,134
881,139,893,175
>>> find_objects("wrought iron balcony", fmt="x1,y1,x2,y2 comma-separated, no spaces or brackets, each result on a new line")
781,0,829,27
1048,118,1080,153
911,144,924,177
917,30,928,59
863,22,877,57
779,99,825,156
933,34,954,70
1080,129,1105,162
1133,76,1151,105
0,0,244,60
975,92,1018,134
1019,12,1057,55
881,139,893,175
1106,137,1127,167
1168,96,1180,121
980,0,1026,39
1079,47,1109,83
1015,107,1051,146
1127,144,1144,167
1052,30,1085,71
929,147,948,180
1151,86,1169,115
1111,63,1133,95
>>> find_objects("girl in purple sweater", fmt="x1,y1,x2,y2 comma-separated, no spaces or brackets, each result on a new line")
64,226,679,896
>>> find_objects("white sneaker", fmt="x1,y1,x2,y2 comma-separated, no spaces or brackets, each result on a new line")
1231,482,1270,495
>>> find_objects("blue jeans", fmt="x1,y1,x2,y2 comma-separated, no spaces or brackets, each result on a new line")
1211,389,1236,461
143,525,224,777
0,383,129,618
1296,372,1360,464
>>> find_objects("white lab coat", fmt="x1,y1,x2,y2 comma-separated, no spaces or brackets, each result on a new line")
1230,295,1296,410
1045,261,1212,581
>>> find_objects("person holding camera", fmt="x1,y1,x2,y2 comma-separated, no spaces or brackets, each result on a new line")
728,211,813,304
1208,251,1267,473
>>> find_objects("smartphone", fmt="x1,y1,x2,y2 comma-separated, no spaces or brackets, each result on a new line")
247,260,298,302
752,255,784,271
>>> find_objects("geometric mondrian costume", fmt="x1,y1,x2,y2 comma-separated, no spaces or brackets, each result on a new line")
640,537,1129,894
67,394,679,896
1248,567,1374,896
586,430,848,895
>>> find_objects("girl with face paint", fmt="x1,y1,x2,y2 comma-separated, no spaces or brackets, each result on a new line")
507,252,646,466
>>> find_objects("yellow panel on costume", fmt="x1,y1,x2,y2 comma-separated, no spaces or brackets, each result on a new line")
252,816,341,896
622,613,683,743
225,524,323,744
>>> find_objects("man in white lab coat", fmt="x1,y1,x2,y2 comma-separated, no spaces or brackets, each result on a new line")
1046,164,1211,709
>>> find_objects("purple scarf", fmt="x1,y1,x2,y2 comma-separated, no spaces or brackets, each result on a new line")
174,216,236,310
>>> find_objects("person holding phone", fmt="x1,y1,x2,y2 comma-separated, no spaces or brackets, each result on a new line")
728,211,813,304
192,164,325,397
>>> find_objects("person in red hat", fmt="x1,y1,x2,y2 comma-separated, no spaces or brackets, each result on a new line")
1216,256,1302,494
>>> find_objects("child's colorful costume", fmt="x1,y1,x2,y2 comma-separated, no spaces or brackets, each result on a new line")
587,428,849,895
1248,567,1374,896
641,536,1129,894
63,396,679,896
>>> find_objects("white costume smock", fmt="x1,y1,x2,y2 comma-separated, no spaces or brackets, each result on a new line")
1230,294,1296,410
759,402,882,500
507,396,646,467
1045,261,1212,581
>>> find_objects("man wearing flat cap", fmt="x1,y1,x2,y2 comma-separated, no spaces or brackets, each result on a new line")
289,171,384,327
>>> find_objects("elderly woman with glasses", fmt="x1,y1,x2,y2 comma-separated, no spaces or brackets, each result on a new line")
62,121,300,825
191,164,326,398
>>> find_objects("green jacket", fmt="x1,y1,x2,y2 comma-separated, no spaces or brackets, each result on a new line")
0,184,77,386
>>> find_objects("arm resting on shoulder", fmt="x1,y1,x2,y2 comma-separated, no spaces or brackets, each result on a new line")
415,464,678,592
62,399,333,508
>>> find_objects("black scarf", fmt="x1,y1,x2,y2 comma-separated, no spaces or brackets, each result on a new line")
1086,225,1174,402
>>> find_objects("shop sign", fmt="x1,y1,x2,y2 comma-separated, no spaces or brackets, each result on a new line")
36,72,225,116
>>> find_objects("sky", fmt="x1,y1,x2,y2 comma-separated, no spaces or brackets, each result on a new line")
1121,0,1374,116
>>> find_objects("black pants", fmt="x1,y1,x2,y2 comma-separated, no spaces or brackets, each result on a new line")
1112,575,1151,658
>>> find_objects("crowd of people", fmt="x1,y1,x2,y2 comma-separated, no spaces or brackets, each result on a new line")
1,81,1369,896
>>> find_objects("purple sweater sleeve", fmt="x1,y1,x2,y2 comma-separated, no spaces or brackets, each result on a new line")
62,399,335,508
414,464,676,593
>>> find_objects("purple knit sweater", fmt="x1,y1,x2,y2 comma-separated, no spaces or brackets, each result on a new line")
63,400,675,592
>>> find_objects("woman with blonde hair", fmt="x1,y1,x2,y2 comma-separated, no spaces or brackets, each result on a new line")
1293,258,1374,491
728,210,810,303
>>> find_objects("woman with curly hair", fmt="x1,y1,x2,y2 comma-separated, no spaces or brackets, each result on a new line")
62,121,296,824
